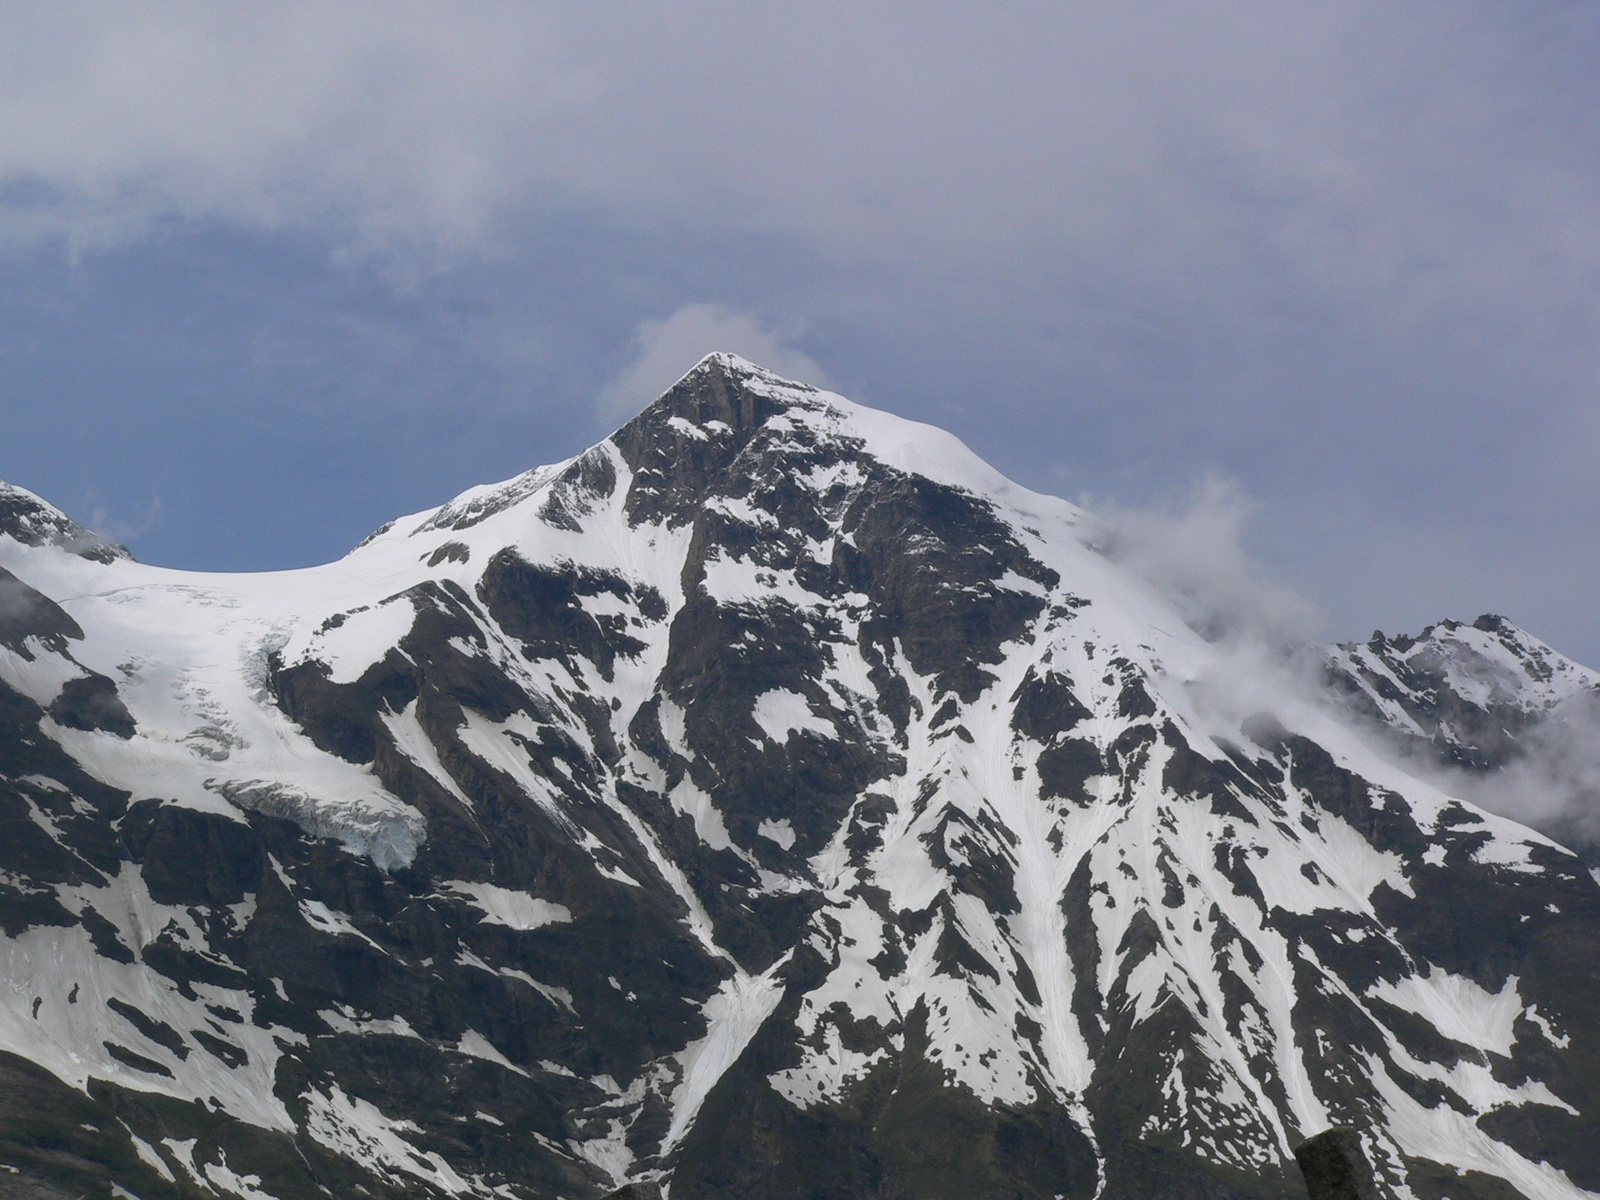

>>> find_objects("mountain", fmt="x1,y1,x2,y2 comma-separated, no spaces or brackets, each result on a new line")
1,353,1598,1200
1326,616,1600,773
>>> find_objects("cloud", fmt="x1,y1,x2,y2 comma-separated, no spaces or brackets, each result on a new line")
1472,693,1600,856
4,1,1598,358
1353,686,1600,858
1087,477,1600,853
595,304,829,421
1089,473,1324,646
0,2,590,257
1084,477,1343,780
6,5,1599,472
85,489,162,547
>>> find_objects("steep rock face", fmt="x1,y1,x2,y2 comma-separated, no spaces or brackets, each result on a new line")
0,355,1597,1200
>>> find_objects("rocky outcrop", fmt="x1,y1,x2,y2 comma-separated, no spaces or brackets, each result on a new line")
1294,1128,1382,1200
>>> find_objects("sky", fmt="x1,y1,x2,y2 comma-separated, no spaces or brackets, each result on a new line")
1,2,1598,662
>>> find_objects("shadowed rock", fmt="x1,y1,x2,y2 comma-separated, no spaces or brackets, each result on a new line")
1294,1128,1382,1200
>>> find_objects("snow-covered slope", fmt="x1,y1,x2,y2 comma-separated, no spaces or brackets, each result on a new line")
1,354,1598,1200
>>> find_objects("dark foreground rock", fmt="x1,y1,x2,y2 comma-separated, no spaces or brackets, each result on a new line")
1295,1129,1382,1200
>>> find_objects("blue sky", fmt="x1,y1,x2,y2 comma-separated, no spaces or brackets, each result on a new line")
2,3,1598,661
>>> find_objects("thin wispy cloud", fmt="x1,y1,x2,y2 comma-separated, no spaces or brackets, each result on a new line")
1096,477,1600,854
1089,474,1326,647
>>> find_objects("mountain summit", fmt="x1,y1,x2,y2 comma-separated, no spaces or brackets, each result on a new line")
1,354,1598,1199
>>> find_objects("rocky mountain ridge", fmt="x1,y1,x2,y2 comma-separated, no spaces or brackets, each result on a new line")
1327,614,1600,772
0,354,1597,1200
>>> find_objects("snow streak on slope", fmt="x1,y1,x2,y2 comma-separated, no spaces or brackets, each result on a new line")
0,354,1598,1200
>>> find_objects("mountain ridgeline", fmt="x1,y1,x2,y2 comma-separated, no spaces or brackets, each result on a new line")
0,354,1597,1200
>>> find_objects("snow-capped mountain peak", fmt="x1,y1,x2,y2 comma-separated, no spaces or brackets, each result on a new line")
0,356,1597,1200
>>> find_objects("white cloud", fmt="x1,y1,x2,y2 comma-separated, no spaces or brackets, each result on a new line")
595,304,828,421
0,2,590,256
1089,473,1324,646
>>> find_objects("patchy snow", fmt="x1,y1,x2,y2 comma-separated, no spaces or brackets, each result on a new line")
1523,1004,1571,1049
124,1126,175,1182
1361,1048,1592,1200
280,595,418,685
666,415,709,441
455,1029,531,1077
668,776,736,852
444,881,572,931
1367,971,1523,1059
455,708,574,831
319,1006,421,1039
456,948,576,1012
381,700,476,810
202,1150,278,1200
299,899,389,951
1471,837,1546,873
303,1083,472,1195
1,868,303,1133
757,818,796,850
662,958,789,1154
751,689,834,743
0,641,86,706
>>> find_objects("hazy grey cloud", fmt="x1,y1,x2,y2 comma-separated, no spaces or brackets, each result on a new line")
0,3,589,255
1456,692,1600,855
1089,474,1325,646
6,3,1597,388
596,305,828,422
7,2,1598,341
1329,680,1600,856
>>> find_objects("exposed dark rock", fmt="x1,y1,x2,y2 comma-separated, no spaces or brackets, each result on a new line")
0,485,129,563
0,568,82,655
479,550,647,681
46,674,135,738
1293,1128,1382,1200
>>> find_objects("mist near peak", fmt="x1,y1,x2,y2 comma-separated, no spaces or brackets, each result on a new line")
1086,476,1600,854
1087,472,1325,648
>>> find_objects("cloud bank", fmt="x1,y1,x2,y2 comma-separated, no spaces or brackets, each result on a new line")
6,1,1598,348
